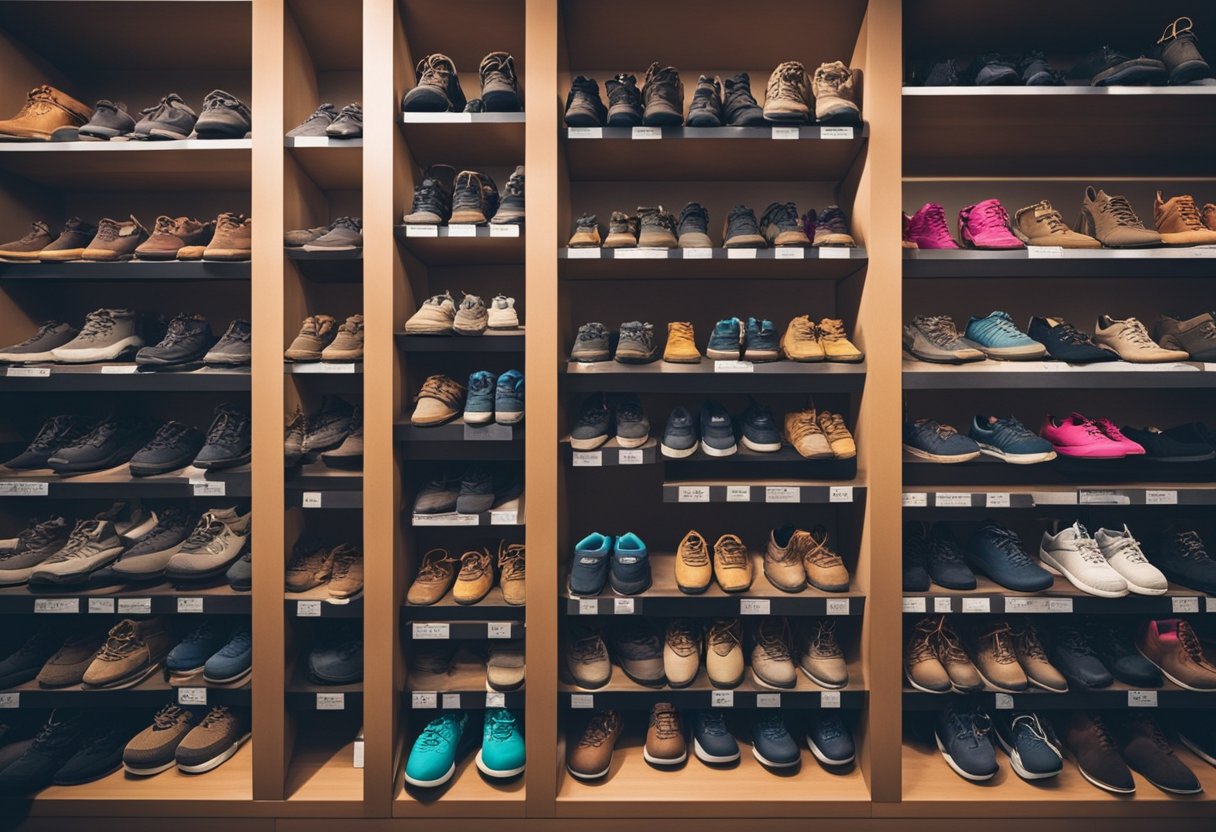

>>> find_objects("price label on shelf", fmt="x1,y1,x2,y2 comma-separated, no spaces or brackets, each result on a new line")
490,510,518,525
1208,597,1216,613
1146,490,1178,505
117,598,151,615
302,492,323,508
176,597,204,613
933,598,952,613
1172,596,1201,614
935,492,971,507
296,600,322,617
487,622,513,639
681,247,712,259
572,451,602,467
178,688,207,706
740,599,770,616
316,693,345,711
570,694,594,709
411,692,437,709
88,598,115,614
485,692,506,709
677,486,709,503
817,247,851,259
985,493,1011,508
618,449,644,465
446,225,477,237
0,482,48,496
34,598,79,614
613,598,635,615
961,597,990,613
192,481,226,497
726,485,751,502
1005,597,1050,613
994,693,1014,710
819,126,854,140
405,224,438,237
756,693,781,708
830,486,854,503
711,690,734,708
1079,490,1128,505
412,622,450,640
0,693,18,709
631,126,661,140
488,223,519,237
7,367,48,377
566,127,602,139
1128,690,1158,708
1026,246,1064,259
578,598,599,615
771,127,800,140
902,597,926,613
826,599,850,616
902,492,928,508
442,693,461,709
765,486,800,503
726,248,757,259
615,248,668,259
714,360,754,373
820,691,841,708
774,247,804,259
1047,598,1073,613
566,247,600,258
100,365,138,374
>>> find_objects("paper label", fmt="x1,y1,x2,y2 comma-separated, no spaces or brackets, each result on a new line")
618,449,644,465
994,693,1014,710
986,493,1011,508
820,691,841,708
412,622,450,640
578,598,599,615
1146,490,1178,505
677,486,709,503
726,248,757,259
613,598,635,615
100,365,138,374
711,690,733,708
826,599,850,616
117,598,151,615
935,492,971,507
766,486,799,503
88,598,115,614
0,693,17,708
726,485,751,502
485,692,506,708
489,223,519,237
34,598,79,614
771,127,800,140
566,247,601,258
178,687,207,706
193,481,225,497
1048,598,1073,613
316,693,345,710
487,622,512,639
1128,690,1157,708
1079,490,1128,505
0,482,48,496
631,126,661,140
176,597,204,613
566,127,602,139
961,597,990,613
442,693,461,709
756,693,781,707
740,598,770,615
1032,491,1078,506
714,360,754,373
817,247,851,259
405,224,438,237
614,248,668,259
411,692,437,709
570,694,594,709
296,600,322,617
774,247,804,259
819,126,854,140
933,597,953,613
307,362,357,374
572,451,602,467
1207,597,1216,613
1172,596,1200,614
413,512,479,526
903,597,926,613
902,492,928,507
490,510,518,525
1026,246,1064,258
6,367,48,377
830,486,854,503
302,492,323,508
1005,597,1050,613
682,247,712,259
447,224,477,237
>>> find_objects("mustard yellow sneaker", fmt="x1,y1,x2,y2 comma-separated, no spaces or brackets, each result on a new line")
818,319,863,363
662,321,701,364
780,315,824,362
818,410,856,459
783,409,833,459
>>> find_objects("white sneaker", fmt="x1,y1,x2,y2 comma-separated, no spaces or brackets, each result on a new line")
487,295,519,329
1039,522,1128,598
1094,525,1168,595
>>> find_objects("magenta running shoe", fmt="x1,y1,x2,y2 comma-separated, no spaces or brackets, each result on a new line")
905,203,960,249
958,199,1025,249
1040,412,1126,459
1091,417,1146,456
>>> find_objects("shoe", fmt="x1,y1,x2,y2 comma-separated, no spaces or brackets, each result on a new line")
763,61,812,123
699,401,737,457
661,321,701,364
818,411,857,460
287,103,337,137
903,315,985,363
193,403,251,469
660,406,698,458
166,619,229,676
404,291,456,335
412,374,465,426
904,203,960,248
807,713,855,766
476,708,525,779
903,417,981,463
743,317,779,361
483,296,519,331
641,63,683,126
0,322,79,363
1155,191,1216,245
1120,714,1203,794
175,707,250,774
402,165,455,224
136,216,214,261
1207,203,1216,232
708,533,750,593
402,52,467,112
406,549,455,604
307,624,362,684
613,619,664,685
605,73,643,126
994,712,1062,781
1177,713,1216,768
1093,315,1188,362
934,705,997,781
193,90,251,138
301,395,354,454
226,551,252,592
663,619,701,687
486,640,525,691
564,75,606,126
46,419,151,475
1154,312,1216,360
706,317,742,360
1039,521,1129,597
455,468,495,514
53,308,144,362
722,205,765,247
0,516,70,586
1039,413,1124,460
492,166,524,224
569,394,611,451
318,314,362,361
721,72,766,125
200,212,251,261
692,711,740,764
163,507,251,581
316,101,361,139
925,525,976,589
1085,620,1163,687
1092,525,1168,595
812,206,857,247
284,537,333,592
669,530,711,594
569,322,610,362
0,627,67,688
0,85,91,140
1050,624,1113,689
966,521,1054,592
751,618,796,689
566,214,603,248
133,93,197,139
784,407,833,459
1027,316,1117,362
972,621,1029,692
451,294,490,337
0,221,52,261
110,507,192,579
1157,16,1212,84
302,216,362,252
613,394,648,447
0,710,87,794
463,370,496,426
705,618,744,687
811,61,860,124
902,523,932,592
567,710,621,780
637,206,677,248
450,170,498,224
493,542,524,607
969,415,1056,464
1153,529,1216,593
759,202,810,247
1073,46,1168,86
965,53,1020,86
1125,425,1215,463
79,216,150,261
740,401,781,453
1019,52,1065,85
38,218,99,261
643,703,687,766
565,622,611,688
1013,200,1100,247
610,532,650,595
203,319,251,365
1067,711,1135,794
128,422,204,476
1077,186,1161,247
569,533,611,596
80,618,172,689
1013,623,1069,693
1138,619,1216,690
798,618,849,689
964,311,1047,360
780,315,824,362
614,321,657,363
123,704,197,776
959,199,1023,249
675,202,712,248
493,370,524,425
753,713,801,768
136,314,213,366
686,75,723,126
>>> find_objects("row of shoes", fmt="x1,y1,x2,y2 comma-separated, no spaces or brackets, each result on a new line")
0,311,249,366
0,504,250,586
406,542,525,606
930,706,1208,794
569,203,857,250
567,708,854,779
285,314,364,362
565,61,861,127
0,86,251,142
907,521,1216,597
906,191,1216,250
306,622,363,685
905,615,1216,694
570,526,849,597
284,538,363,598
285,397,362,468
565,617,848,692
409,372,524,426
404,709,525,788
405,291,520,334
910,18,1212,88
0,213,252,262
905,311,1216,364
284,217,363,251
403,52,522,113
413,470,524,518
286,102,363,138
402,164,525,226
0,705,251,794
409,641,525,693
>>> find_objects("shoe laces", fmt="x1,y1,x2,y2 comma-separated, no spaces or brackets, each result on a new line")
16,321,63,347
220,319,251,343
814,62,850,93
17,516,64,550
818,412,851,444
498,543,524,580
412,178,448,214
1177,621,1212,665
332,216,362,234
1173,195,1206,230
96,620,142,661
1087,712,1117,750
988,417,1037,445
570,628,607,663
785,315,816,341
788,410,826,444
817,318,848,342
983,622,1019,664
934,620,969,664
330,544,359,578
159,314,202,346
914,419,961,446
1159,16,1196,44
977,310,1023,338
77,308,120,341
1015,625,1049,661
708,619,741,655
579,712,620,748
1132,713,1176,754
486,709,518,740
416,374,465,408
1174,530,1212,562
1049,319,1095,346
32,715,80,750
665,619,699,657
1066,523,1107,565
141,93,187,117
63,419,119,450
145,421,194,450
616,395,643,424
651,707,681,739
756,620,792,661
982,525,1036,568
808,619,843,658
690,76,720,106
818,207,849,234
17,85,56,117
1100,194,1145,228
202,90,246,114
715,534,749,569
1118,318,1156,347
216,212,244,232
152,215,178,235
908,620,938,663
757,714,789,740
763,202,800,230
970,200,1011,231
26,415,76,452
727,205,759,233
218,627,252,657
679,531,708,567
153,704,188,731
956,708,991,745
915,315,967,348
458,549,490,580
206,406,247,447
1092,417,1128,442
699,711,729,735
803,527,845,569
917,203,952,238
1026,201,1069,234
184,512,227,548
1104,532,1147,564
416,548,453,581
768,61,808,100
667,321,696,346
301,104,336,124
417,54,456,86
479,52,516,87
576,397,609,430
200,706,232,729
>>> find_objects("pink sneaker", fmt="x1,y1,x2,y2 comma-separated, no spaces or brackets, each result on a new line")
959,199,1025,249
1091,417,1146,455
905,203,960,249
1040,412,1127,458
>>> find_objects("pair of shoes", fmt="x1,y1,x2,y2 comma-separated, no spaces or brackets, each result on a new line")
405,291,520,334
284,537,363,598
405,541,525,606
122,705,251,777
285,217,363,251
0,213,250,262
286,102,362,138
412,469,522,517
404,709,525,788
402,165,523,225
284,397,360,465
567,532,650,595
464,370,524,425
402,52,521,113
165,620,252,683
284,314,363,361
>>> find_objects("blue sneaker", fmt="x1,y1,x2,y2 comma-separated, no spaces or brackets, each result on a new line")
660,406,697,458
700,401,737,457
935,704,997,781
740,400,781,453
494,370,524,425
463,370,496,425
706,317,742,360
614,394,650,447
969,415,1056,464
807,712,855,766
569,533,611,596
570,394,611,450
610,532,650,595
405,712,468,788
926,524,977,589
965,311,1047,360
743,317,779,362
476,708,526,779
203,623,252,684
692,710,740,764
966,520,1054,592
167,619,229,675
752,713,800,768
994,712,1062,781
904,417,981,463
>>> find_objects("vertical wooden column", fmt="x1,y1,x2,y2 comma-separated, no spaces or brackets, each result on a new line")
250,0,287,803
524,0,559,817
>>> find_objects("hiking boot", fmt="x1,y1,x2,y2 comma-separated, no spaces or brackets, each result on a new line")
194,90,251,138
1094,315,1188,363
1154,313,1216,361
712,533,752,592
819,318,863,362
813,206,857,246
614,321,656,363
0,85,91,140
570,321,610,362
325,102,362,138
568,214,601,247
164,507,251,580
412,374,465,425
135,216,214,260
136,314,213,366
287,103,337,137
763,61,812,123
663,321,700,363
959,199,1023,249
204,319,251,365
722,205,765,247
640,63,682,125
0,322,78,363
479,52,521,111
81,216,149,261
302,216,362,251
905,617,952,692
405,291,456,334
78,99,134,140
1013,200,1100,247
194,403,251,468
36,218,96,262
321,314,363,361
402,165,455,224
765,527,808,592
450,170,497,224
1077,186,1161,247
603,211,639,247
686,75,723,126
81,618,173,689
722,72,765,125
202,212,252,260
645,703,687,765
905,202,960,248
497,542,525,606
129,421,204,475
676,202,711,247
1158,17,1212,85
302,395,355,453
818,411,856,459
637,206,677,247
705,618,743,687
454,294,488,335
492,166,525,224
487,294,519,328
675,530,711,593
781,315,824,362
1019,52,1065,85
965,53,1020,86
28,519,124,584
285,537,333,592
760,202,810,246
285,314,337,361
812,62,860,124
1073,46,1167,86
744,317,779,361
564,76,606,126
404,53,466,111
751,619,796,689
1155,191,1216,245
799,618,848,689
568,710,622,780
133,94,197,139
51,308,143,362
784,408,833,459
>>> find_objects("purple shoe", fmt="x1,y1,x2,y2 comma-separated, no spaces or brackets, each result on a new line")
959,199,1024,249
905,203,960,249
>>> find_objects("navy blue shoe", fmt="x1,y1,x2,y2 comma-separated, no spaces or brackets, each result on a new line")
806,713,855,766
935,704,998,781
203,623,252,684
969,415,1057,464
692,711,739,764
660,406,697,458
926,524,977,590
699,401,737,457
740,400,781,453
569,533,611,596
743,317,779,362
1084,621,1162,688
464,370,496,426
966,521,1054,592
166,619,229,675
752,713,800,769
705,317,742,360
1027,316,1118,363
1049,625,1113,690
904,417,981,463
903,523,932,592
609,532,650,595
994,712,1062,781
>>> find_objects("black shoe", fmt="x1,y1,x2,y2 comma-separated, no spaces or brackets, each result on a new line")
1027,316,1118,363
1120,425,1215,463
1157,16,1213,85
325,102,362,138
0,710,87,795
686,75,723,127
302,396,355,454
3,415,85,469
965,53,1020,86
564,76,606,126
129,421,205,476
456,468,495,514
479,51,521,112
925,524,977,590
47,418,152,474
0,627,66,688
193,404,251,469
903,523,931,592
113,506,193,578
135,313,214,366
676,202,711,248
1019,51,1065,85
605,73,643,126
402,53,466,112
1153,529,1216,593
1085,621,1163,687
204,319,251,365
51,722,134,786
721,73,766,125
286,103,337,137
1049,625,1113,690
133,93,197,140
194,90,252,139
910,59,960,86
402,164,456,224
641,62,683,126
1072,46,1168,86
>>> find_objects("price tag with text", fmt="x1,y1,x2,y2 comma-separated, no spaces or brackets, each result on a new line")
830,486,854,503
297,600,322,617
681,247,712,259
34,598,79,614
961,597,990,613
1172,596,1200,614
177,597,204,613
0,693,18,709
7,367,48,377
771,127,800,140
566,127,602,139
613,598,635,615
819,126,854,140
578,598,599,615
711,690,734,708
442,693,461,709
0,482,48,496
902,492,928,508
985,493,1010,508
902,597,926,613
677,486,709,503
316,693,345,710
412,622,450,640
117,598,151,615
1128,690,1158,708
1047,598,1073,613
302,492,323,508
570,694,594,709
933,597,952,613
485,692,506,708
740,598,770,615
765,486,800,503
726,248,757,259
820,691,841,708
726,486,751,502
566,247,600,259
446,224,477,237
1146,490,1178,505
572,451,602,467
826,599,850,616
994,693,1014,710
487,623,513,639
178,688,207,706
631,126,661,140
714,360,754,373
935,492,971,507
774,247,804,259
89,598,115,614
1026,246,1064,259
192,481,225,497
618,449,644,465
411,692,437,709
817,247,851,259
488,223,519,237
756,693,781,707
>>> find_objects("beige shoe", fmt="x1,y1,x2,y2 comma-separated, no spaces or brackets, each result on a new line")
675,530,712,594
817,411,857,459
935,618,983,692
321,314,364,361
1155,191,1216,245
663,618,702,688
784,408,833,459
763,61,811,123
327,544,363,599
972,622,1029,692
712,533,753,592
801,527,851,591
202,212,251,261
1014,622,1068,693
798,618,848,689
82,618,173,689
405,292,456,334
663,321,701,364
705,618,743,688
811,62,860,124
603,211,639,248
406,548,455,605
285,538,334,592
497,542,525,606
637,207,677,248
1077,187,1161,248
565,623,611,689
0,85,91,140
818,319,864,362
1094,315,1189,363
644,703,687,766
780,315,825,362
764,526,807,592
1014,200,1101,248
284,315,337,361
751,618,797,689
487,641,525,691
905,617,952,693
411,374,466,426
452,548,493,604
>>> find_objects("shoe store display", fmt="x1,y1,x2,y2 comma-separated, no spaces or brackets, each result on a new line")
302,217,363,252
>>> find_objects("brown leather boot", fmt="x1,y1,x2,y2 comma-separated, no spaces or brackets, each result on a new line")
0,85,91,140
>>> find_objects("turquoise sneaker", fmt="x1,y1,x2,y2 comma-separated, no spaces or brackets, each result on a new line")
964,311,1046,360
476,708,526,779
404,712,467,788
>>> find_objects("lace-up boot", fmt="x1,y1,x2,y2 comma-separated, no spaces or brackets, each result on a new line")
812,61,861,124
1155,191,1216,245
1013,200,1100,247
674,530,711,593
407,548,455,605
662,321,700,363
411,374,466,425
722,72,765,125
1077,186,1161,247
905,616,951,692
817,410,856,459
193,403,251,469
564,76,606,126
1157,16,1212,84
133,93,197,139
81,618,172,688
402,54,466,112
1013,622,1068,692
764,525,809,591
479,52,521,111
818,317,864,362
321,314,364,361
403,164,456,224
686,75,723,126
641,63,682,126
760,201,810,246
959,198,1023,249
284,314,337,361
711,533,752,592
705,618,743,687
779,314,824,361
802,525,851,590
763,61,812,123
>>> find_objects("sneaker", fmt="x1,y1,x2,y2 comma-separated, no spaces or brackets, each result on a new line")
781,315,824,361
969,415,1056,464
686,75,723,126
194,90,251,139
676,202,712,248
0,322,79,363
663,321,700,363
570,321,609,361
1047,624,1114,690
705,618,744,687
706,317,742,360
612,619,664,684
136,313,213,365
752,713,800,768
712,533,752,592
1155,191,1216,245
743,317,779,361
486,294,519,329
123,704,197,776
605,73,643,126
405,291,456,335
402,165,455,224
903,417,981,463
164,507,251,581
450,170,497,224
904,203,960,249
495,370,524,425
194,403,251,468
175,707,250,774
1154,312,1216,361
1076,186,1161,247
491,166,524,224
613,393,648,447
959,199,1023,249
478,52,520,111
285,537,334,592
994,713,1062,781
1027,316,1117,362
570,394,611,450
614,321,656,363
302,395,355,453
814,319,861,361
564,76,607,126
46,418,151,474
811,61,860,124
0,516,70,586
319,314,362,361
463,371,496,425
641,63,683,126
201,624,251,685
925,525,977,589
660,406,698,458
964,311,1046,360
1039,412,1125,459
1157,16,1212,85
692,711,740,763
0,627,68,688
722,205,765,247
966,521,1054,592
641,703,686,767
1040,521,1129,597
812,206,857,246
136,216,214,261
200,212,251,261
129,422,204,476
818,411,856,459
308,623,363,684
674,530,711,594
902,523,931,592
610,532,650,595
804,526,852,591
0,710,87,794
1093,315,1187,362
973,621,1029,692
637,206,677,248
759,202,810,247
225,550,252,590
0,220,53,261
402,53,466,112
568,213,602,247
133,93,197,139
495,542,524,606
1066,711,1136,794
287,103,337,137
477,708,525,779
763,61,812,123
1085,620,1163,687
110,507,193,579
1138,618,1216,691
204,319,251,364
411,374,465,426
1120,713,1203,795
699,401,737,457
406,548,455,604
1013,200,1101,248
1013,623,1068,692
569,533,611,596
1019,52,1065,85
51,308,143,362
1121,424,1215,463
80,618,173,689
567,710,621,780
166,619,229,675
1152,529,1216,594
784,407,833,459
39,218,99,262
751,618,796,689
721,72,765,125
934,705,997,781
301,216,361,251
77,99,134,140
807,713,855,766
1073,46,1167,86
740,401,781,453
904,617,952,693
663,619,701,687
903,314,984,363
455,469,496,515
565,623,611,688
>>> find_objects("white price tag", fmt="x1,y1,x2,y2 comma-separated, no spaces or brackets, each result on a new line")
442,693,461,709
485,692,506,708
566,127,602,139
1208,597,1216,613
178,687,207,706
411,692,437,709
572,451,602,467
771,126,800,139
994,693,1014,710
100,365,138,374
711,690,734,708
902,492,928,508
309,362,357,374
961,597,990,613
820,691,841,708
1005,597,1049,613
677,486,709,503
0,482,48,496
826,599,850,616
756,693,781,708
1047,598,1073,613
566,247,601,258
1026,246,1064,259
412,622,450,640
631,126,661,139
489,510,518,525
817,247,851,259
765,486,800,503
615,248,668,259
613,598,635,615
446,225,477,237
740,598,770,615
985,493,1011,508
301,492,323,508
405,224,438,237
714,360,754,373
1079,490,1127,505
176,597,204,613
0,693,18,708
819,126,854,140
1146,490,1178,505
489,223,519,237
830,486,854,503
726,485,751,502
192,481,225,497
296,600,322,617
316,693,345,710
7,367,48,377
934,597,952,613
88,598,115,614
935,492,971,507
774,247,804,259
117,598,151,615
570,693,594,709
487,622,512,639
1173,596,1200,614
903,597,926,613
1128,690,1158,708
578,599,599,615
681,247,712,259
34,598,79,614
618,449,644,465
726,248,757,259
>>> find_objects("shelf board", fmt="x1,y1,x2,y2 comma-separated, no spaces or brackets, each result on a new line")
0,675,251,709
0,141,251,189
560,246,867,280
903,358,1215,389
903,248,1216,278
410,510,523,527
394,225,523,265
663,477,864,503
0,466,250,498
398,113,525,166
561,359,867,393
902,483,1216,508
903,576,1211,616
0,261,250,281
903,456,1216,487
562,124,868,182
287,463,363,509
285,141,362,190
901,680,1213,711
285,736,364,805
0,363,250,391
403,586,526,621
406,619,525,640
395,418,524,460
0,581,250,615
405,664,525,710
284,247,363,262
397,329,525,352
286,684,364,711
284,585,364,618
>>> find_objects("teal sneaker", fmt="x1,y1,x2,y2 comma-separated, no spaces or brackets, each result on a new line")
964,311,1046,360
476,708,526,779
404,712,467,788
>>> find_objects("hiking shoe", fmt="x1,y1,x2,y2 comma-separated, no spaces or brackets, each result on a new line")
706,317,742,359
740,401,781,452
567,710,621,780
612,619,664,684
405,291,456,334
570,321,610,361
903,314,984,363
614,393,648,447
751,618,795,689
904,417,981,464
1019,52,1065,86
46,419,151,474
404,53,466,111
285,314,337,360
285,536,334,592
781,315,824,361
935,705,997,781
1094,315,1188,362
721,72,765,125
450,170,498,224
614,321,656,363
812,206,856,246
133,93,197,139
812,61,860,124
568,213,601,247
1153,529,1216,594
686,75,723,126
202,319,250,365
662,321,700,363
818,411,856,459
798,618,849,688
564,76,606,126
81,618,173,689
959,199,1023,249
492,166,525,224
202,212,251,260
760,202,810,246
784,407,833,459
743,317,779,361
1072,46,1167,86
763,61,812,123
123,704,196,776
321,314,363,361
193,403,251,469
129,422,204,476
495,370,524,425
904,202,960,248
660,406,698,458
287,103,337,137
938,620,985,691
700,401,737,456
1027,316,1118,362
0,84,90,140
302,395,355,452
969,414,1056,463
2,415,83,469
0,322,79,363
38,217,98,262
110,507,193,579
1157,16,1212,85
302,216,362,251
478,52,520,111
637,206,677,248
164,507,251,580
81,216,150,261
905,616,952,692
0,516,70,585
1155,191,1216,245
464,370,496,425
819,318,863,361
0,221,52,260
723,205,765,247
136,313,214,365
26,519,123,584
640,63,683,125
965,311,1047,360
52,308,143,362
610,532,650,595
175,707,250,774
1154,312,1216,360
603,211,639,247
194,90,251,138
1013,200,1100,248
966,521,1054,592
135,216,215,261
321,101,361,138
1077,186,1161,247
676,202,711,247
965,53,1020,86
402,164,455,224
704,618,744,687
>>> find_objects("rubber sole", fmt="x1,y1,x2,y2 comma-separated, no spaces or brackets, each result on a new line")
752,746,800,769
1135,646,1216,692
123,759,177,776
700,440,737,457
1038,552,1129,598
566,763,609,780
741,436,781,453
977,444,1057,465
178,731,252,774
81,660,164,691
750,668,796,691
934,732,995,781
807,735,855,766
660,443,696,458
1076,761,1135,794
994,731,1060,781
642,747,687,767
693,738,739,764
902,443,981,463
475,749,525,779
1178,734,1216,767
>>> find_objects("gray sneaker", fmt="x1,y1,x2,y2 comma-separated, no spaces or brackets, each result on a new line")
414,476,460,514
284,406,305,467
614,321,656,364
286,103,337,137
570,322,610,362
302,216,361,251
325,103,362,139
453,294,488,335
491,166,524,224
133,94,197,140
321,407,363,468
164,508,251,581
110,507,193,579
614,395,650,447
0,322,79,363
203,319,251,365
194,90,252,139
1153,313,1216,361
50,309,143,363
904,315,986,363
28,520,125,585
302,396,355,453
0,516,70,585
